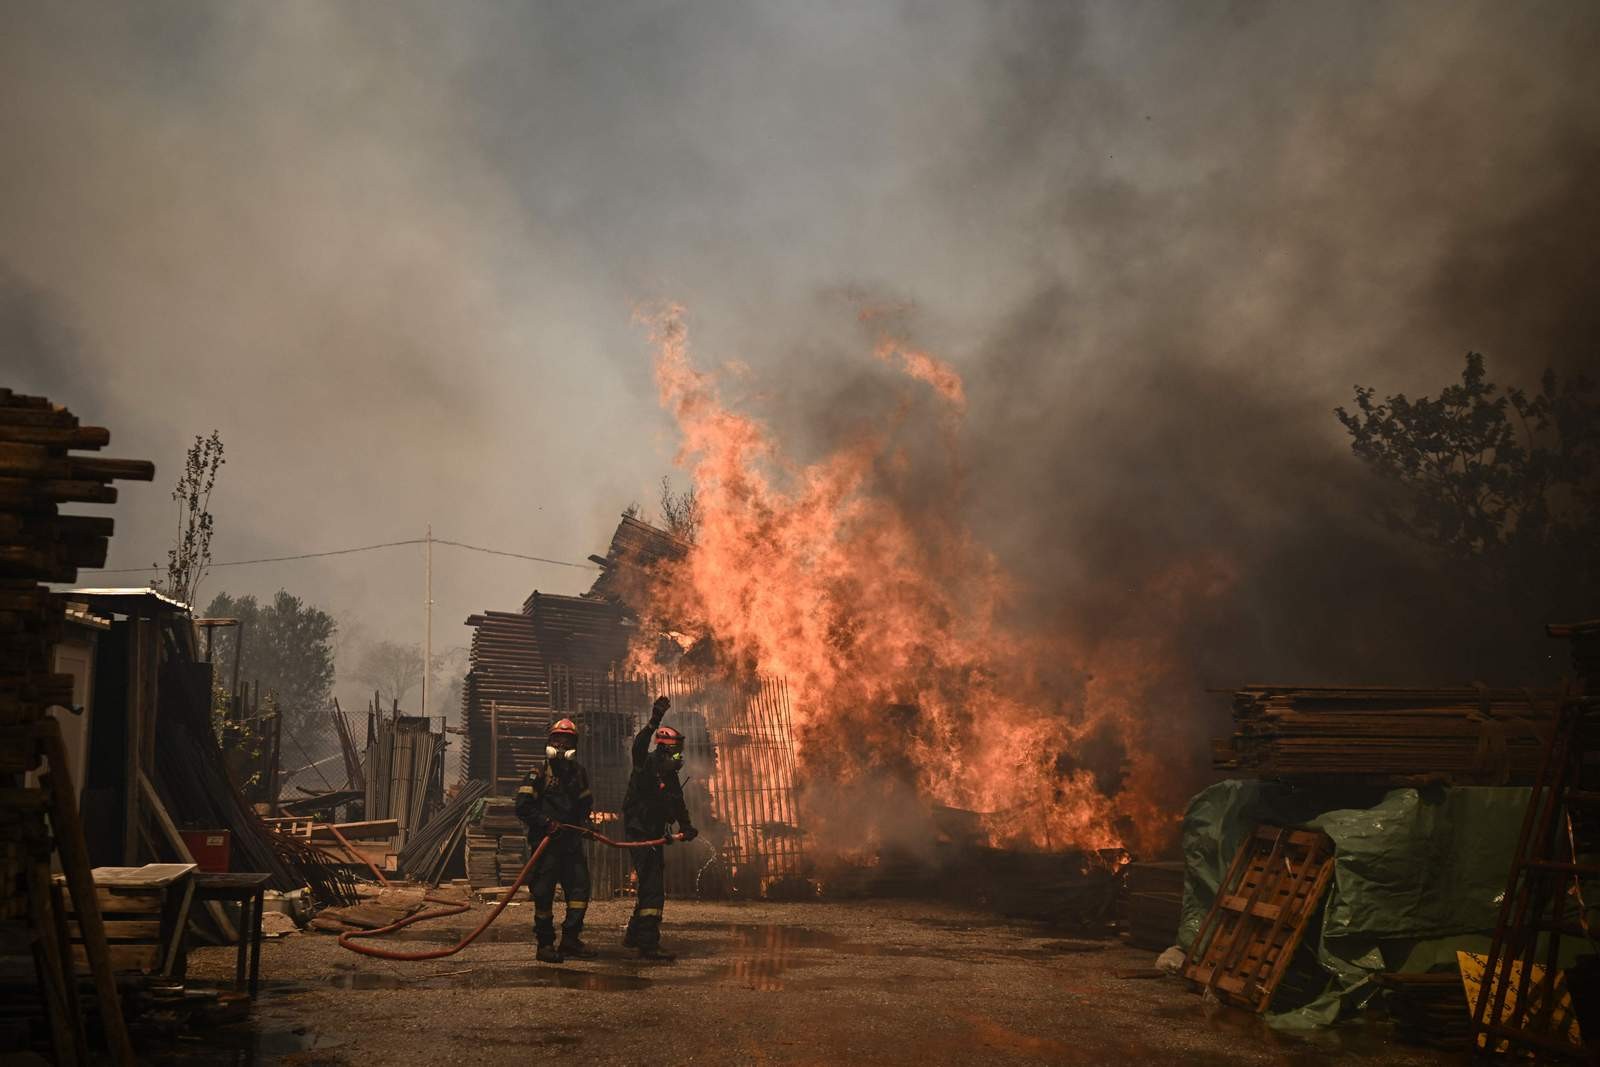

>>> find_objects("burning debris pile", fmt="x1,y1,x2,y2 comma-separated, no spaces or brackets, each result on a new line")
623,308,1209,859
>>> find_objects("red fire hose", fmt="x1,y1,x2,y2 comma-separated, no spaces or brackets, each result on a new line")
336,825,682,962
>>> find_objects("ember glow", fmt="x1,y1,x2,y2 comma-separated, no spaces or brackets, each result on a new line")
633,306,1230,856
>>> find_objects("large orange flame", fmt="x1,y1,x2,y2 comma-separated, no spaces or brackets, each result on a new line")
632,305,1229,856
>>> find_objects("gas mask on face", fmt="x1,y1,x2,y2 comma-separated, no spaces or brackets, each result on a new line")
546,718,579,762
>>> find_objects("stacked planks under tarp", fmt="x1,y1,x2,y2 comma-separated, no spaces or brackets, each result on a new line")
1,388,149,1065
1213,686,1563,784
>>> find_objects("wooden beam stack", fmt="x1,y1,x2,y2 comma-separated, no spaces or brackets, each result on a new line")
1,388,151,1065
1212,686,1564,784
460,597,633,793
463,796,527,889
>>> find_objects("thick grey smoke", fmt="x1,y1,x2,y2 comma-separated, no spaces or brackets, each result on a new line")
3,3,1596,758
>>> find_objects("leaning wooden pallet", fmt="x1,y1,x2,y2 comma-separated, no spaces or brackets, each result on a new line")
0,388,153,1065
1182,825,1338,1013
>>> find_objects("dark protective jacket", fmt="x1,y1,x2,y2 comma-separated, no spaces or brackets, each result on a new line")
622,724,694,838
515,757,594,849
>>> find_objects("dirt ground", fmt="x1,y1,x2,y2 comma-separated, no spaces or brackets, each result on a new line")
164,894,1464,1066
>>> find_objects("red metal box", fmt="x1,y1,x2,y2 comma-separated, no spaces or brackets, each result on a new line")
179,829,231,872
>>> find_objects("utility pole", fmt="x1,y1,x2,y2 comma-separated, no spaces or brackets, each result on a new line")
423,523,432,718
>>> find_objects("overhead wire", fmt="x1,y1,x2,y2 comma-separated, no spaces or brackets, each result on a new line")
79,536,599,574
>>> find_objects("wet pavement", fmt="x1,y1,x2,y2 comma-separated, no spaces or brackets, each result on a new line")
162,898,1466,1066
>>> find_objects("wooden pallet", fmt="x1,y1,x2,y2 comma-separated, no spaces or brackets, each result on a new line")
1182,825,1336,1012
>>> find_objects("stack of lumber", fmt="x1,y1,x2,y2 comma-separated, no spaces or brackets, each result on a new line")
1213,686,1562,783
464,797,528,888
1122,860,1185,949
263,818,398,876
465,829,498,887
459,594,632,792
0,388,152,1063
584,512,689,608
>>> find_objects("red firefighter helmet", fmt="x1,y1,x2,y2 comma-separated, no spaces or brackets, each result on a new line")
653,724,684,751
549,718,579,745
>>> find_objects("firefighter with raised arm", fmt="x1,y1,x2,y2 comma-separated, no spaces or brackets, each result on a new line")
515,717,595,964
622,695,698,960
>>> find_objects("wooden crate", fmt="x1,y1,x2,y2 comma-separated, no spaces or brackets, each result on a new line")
1182,826,1336,1012
58,864,195,977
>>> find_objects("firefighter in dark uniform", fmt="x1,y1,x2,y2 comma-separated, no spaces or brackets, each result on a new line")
622,696,698,960
515,718,595,964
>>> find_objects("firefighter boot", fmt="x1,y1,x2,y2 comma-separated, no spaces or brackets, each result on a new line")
637,944,676,962
536,943,564,964
560,937,598,959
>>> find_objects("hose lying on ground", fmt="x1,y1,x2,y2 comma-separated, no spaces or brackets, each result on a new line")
336,824,679,962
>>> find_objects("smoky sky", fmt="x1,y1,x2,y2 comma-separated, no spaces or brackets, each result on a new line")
3,2,1597,719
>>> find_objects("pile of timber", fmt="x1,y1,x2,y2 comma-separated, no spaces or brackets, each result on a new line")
397,780,489,885
585,512,689,608
305,886,453,936
460,594,632,792
364,709,444,851
1121,860,1185,950
0,389,153,1064
1212,686,1563,784
263,818,397,882
464,797,528,889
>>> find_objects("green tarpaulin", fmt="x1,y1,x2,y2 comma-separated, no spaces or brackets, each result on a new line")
1178,780,1533,1028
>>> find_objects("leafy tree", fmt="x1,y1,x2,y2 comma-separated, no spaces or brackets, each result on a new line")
153,430,224,607
353,639,427,709
431,645,469,714
205,590,337,737
1337,352,1598,620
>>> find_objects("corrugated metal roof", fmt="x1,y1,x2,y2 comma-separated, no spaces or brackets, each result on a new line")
61,587,192,613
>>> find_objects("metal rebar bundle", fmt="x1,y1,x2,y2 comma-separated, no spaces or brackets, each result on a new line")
398,779,490,885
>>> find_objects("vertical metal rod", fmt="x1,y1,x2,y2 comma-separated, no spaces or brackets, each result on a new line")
423,524,432,719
